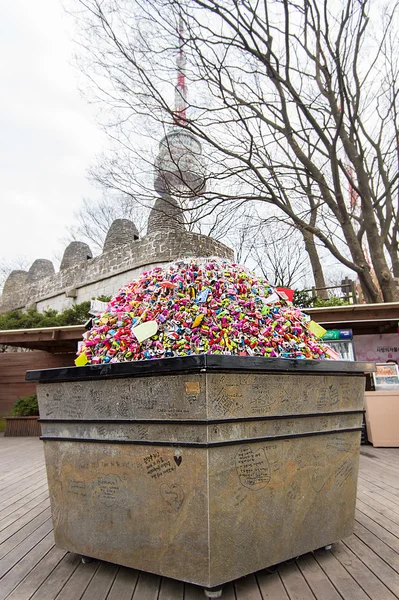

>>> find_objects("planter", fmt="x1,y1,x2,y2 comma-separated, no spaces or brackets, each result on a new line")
27,355,373,596
4,416,41,437
364,391,399,447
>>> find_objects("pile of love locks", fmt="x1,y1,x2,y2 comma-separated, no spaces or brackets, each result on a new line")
76,259,335,365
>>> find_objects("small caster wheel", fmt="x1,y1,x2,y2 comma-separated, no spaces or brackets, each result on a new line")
284,556,299,564
325,545,332,551
204,586,223,598
81,556,95,564
265,564,278,574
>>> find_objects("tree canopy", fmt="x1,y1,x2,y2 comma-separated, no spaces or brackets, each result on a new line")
72,0,399,302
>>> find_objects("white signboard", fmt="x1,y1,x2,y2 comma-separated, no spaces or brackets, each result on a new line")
89,299,108,316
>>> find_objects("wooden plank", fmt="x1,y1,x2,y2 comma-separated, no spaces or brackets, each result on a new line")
359,454,399,476
0,484,48,521
0,532,55,600
296,553,342,600
80,562,119,600
0,448,40,465
0,507,51,560
234,573,262,599
0,496,50,539
0,468,47,502
360,454,399,476
2,433,399,600
358,483,399,515
331,542,396,600
0,473,48,504
0,464,46,488
358,464,399,492
374,448,399,459
0,500,50,546
359,466,399,490
358,476,399,508
357,493,399,528
6,545,67,600
53,560,99,600
314,548,370,600
353,522,399,573
356,498,399,539
131,571,160,600
0,519,53,578
0,477,48,510
1,440,41,459
157,576,184,600
0,443,42,463
256,571,290,599
363,448,399,468
343,535,399,596
359,471,399,496
0,473,48,514
29,552,81,600
278,562,316,600
2,468,45,496
106,566,138,600
0,463,45,487
355,510,399,553
183,583,206,600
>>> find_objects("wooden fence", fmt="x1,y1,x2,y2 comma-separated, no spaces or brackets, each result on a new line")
0,351,74,417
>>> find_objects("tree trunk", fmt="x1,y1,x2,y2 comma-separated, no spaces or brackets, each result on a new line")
391,248,399,278
356,268,381,304
386,232,399,278
335,209,382,303
361,201,398,302
302,230,328,299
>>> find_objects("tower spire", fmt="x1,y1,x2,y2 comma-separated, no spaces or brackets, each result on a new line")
153,14,206,201
174,16,188,125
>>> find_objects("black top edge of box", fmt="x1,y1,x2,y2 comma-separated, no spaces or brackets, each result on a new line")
26,355,376,383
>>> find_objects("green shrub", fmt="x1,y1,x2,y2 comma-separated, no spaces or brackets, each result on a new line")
0,298,109,330
11,394,39,417
293,290,315,308
313,296,350,307
95,295,111,303
293,290,350,309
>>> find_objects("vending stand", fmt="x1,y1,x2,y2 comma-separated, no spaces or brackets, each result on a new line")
364,362,399,447
321,329,356,361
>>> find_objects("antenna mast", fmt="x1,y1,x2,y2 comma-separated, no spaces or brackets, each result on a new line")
174,16,188,124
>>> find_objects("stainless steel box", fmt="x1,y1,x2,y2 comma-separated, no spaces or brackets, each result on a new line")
27,356,372,592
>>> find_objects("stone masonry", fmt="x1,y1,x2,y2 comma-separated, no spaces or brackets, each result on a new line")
0,228,234,314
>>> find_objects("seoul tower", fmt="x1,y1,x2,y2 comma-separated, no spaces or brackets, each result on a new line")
147,17,206,234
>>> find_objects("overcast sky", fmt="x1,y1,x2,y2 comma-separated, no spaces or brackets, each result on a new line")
1,0,104,270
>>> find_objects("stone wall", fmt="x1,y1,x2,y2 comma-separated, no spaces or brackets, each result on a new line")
0,230,234,314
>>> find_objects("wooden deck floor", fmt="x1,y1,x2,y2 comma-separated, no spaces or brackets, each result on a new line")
0,437,398,600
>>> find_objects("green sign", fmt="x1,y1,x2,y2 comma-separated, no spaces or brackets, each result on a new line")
322,330,340,340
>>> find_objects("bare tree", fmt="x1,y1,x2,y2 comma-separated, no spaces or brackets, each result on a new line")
71,0,399,302
244,222,308,288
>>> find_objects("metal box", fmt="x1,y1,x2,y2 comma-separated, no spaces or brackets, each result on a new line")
27,356,372,594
